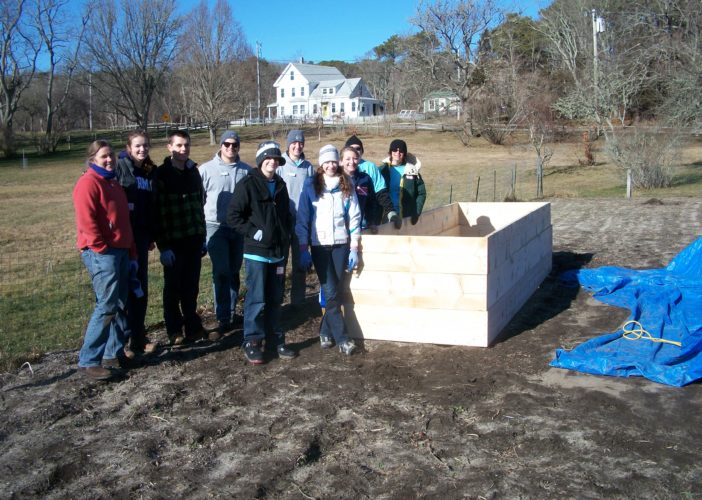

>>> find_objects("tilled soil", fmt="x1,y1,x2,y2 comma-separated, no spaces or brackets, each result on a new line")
2,197,702,499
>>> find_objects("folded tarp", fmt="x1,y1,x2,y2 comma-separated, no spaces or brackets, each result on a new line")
550,236,702,386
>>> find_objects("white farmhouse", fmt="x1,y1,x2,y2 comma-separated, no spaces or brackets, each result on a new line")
271,62,384,120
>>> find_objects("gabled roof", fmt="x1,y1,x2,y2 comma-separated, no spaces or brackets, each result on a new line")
274,62,344,87
310,78,364,98
424,90,460,99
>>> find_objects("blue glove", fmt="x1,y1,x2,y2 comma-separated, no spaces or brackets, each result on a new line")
348,249,359,272
253,229,263,241
201,242,208,257
129,259,138,275
299,248,313,272
160,249,175,267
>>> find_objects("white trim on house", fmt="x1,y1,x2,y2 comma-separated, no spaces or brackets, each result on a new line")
273,62,384,120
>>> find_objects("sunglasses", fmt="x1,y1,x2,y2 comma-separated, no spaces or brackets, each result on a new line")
391,148,404,152
222,142,239,149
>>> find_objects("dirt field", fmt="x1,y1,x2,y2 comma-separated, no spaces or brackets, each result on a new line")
2,197,702,498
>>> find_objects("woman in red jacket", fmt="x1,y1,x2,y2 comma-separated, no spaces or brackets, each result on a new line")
73,140,136,380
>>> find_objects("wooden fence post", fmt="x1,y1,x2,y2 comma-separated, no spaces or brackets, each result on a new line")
474,176,480,202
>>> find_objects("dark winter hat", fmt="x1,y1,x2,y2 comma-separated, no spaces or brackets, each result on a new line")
344,135,364,153
287,129,305,147
256,141,286,168
318,144,339,165
220,130,240,145
389,139,407,155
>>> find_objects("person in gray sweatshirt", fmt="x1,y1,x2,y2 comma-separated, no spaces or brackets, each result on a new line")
276,129,314,307
199,130,252,338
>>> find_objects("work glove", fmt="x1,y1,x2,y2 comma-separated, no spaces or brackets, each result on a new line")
160,249,175,267
130,276,145,298
253,229,263,241
201,243,208,258
388,211,402,230
129,259,138,275
347,249,359,272
299,247,313,272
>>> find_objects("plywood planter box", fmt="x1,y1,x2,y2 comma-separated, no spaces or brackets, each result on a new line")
344,202,552,347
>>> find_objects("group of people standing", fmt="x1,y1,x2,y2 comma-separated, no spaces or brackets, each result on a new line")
72,128,426,380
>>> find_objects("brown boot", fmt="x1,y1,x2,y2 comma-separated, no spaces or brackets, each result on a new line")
80,366,114,381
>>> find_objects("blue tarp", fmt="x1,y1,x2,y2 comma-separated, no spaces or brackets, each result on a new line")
550,236,702,387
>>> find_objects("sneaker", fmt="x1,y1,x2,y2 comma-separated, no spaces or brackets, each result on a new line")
338,339,357,356
320,335,334,349
277,344,297,360
243,341,264,365
80,365,114,381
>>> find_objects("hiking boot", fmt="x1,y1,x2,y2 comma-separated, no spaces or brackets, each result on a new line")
320,334,334,349
208,329,222,342
170,333,185,346
80,365,114,381
243,340,264,365
123,346,136,360
276,344,297,360
338,339,357,356
102,358,121,369
143,340,159,354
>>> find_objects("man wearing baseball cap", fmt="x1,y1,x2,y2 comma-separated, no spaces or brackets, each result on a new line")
228,141,296,365
276,129,315,307
199,130,251,340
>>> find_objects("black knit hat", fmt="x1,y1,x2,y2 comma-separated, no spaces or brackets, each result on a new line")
345,135,364,153
255,141,286,168
389,139,407,155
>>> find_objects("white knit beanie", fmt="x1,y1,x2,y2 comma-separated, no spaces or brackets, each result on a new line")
318,144,339,165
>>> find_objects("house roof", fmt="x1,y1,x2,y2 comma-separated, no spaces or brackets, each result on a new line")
424,90,460,99
310,78,363,98
274,63,344,87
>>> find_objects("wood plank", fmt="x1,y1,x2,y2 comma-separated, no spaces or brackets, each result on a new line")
350,270,488,295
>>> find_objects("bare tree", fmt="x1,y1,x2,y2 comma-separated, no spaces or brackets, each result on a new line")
180,0,251,144
33,0,87,152
83,0,182,131
411,0,503,144
1,0,39,156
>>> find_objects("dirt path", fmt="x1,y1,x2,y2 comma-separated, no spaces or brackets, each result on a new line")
2,197,702,498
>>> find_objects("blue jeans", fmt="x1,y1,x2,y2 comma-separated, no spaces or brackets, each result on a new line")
126,230,150,350
163,237,203,336
79,248,130,367
206,224,244,324
311,244,350,345
243,258,285,346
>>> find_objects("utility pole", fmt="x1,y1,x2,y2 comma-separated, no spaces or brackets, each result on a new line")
591,9,598,90
256,42,261,123
88,72,93,131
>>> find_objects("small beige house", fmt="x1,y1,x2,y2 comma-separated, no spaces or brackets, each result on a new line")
423,90,460,115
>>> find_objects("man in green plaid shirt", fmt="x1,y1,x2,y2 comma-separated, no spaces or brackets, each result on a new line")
153,130,207,345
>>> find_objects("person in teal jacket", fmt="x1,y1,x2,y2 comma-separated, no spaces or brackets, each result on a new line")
378,139,427,227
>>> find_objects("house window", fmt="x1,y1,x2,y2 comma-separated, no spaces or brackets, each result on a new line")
281,88,284,98
280,106,284,115
340,102,345,113
322,88,327,95
292,88,296,97
313,104,318,114
301,87,305,96
352,102,356,112
300,105,305,114
329,88,334,95
429,99,436,111
290,71,294,80
331,103,336,113
293,105,298,115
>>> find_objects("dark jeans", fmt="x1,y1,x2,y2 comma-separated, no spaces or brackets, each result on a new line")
243,258,285,346
206,224,244,324
127,230,150,350
163,236,203,337
285,232,307,305
311,244,350,344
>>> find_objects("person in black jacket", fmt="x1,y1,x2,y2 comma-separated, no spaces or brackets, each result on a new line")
227,141,296,365
114,131,158,356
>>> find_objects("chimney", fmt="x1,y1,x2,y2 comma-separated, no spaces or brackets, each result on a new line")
299,57,304,64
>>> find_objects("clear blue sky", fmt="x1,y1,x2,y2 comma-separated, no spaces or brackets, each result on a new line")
229,0,547,64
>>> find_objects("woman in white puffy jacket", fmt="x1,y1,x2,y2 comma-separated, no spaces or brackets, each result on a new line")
296,144,361,356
